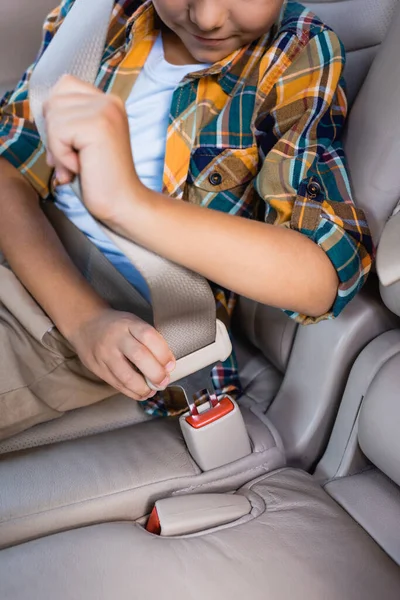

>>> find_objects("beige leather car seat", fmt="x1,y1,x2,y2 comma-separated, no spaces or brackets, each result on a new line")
1,2,400,596
0,0,399,473
2,235,400,597
0,0,400,555
0,0,56,98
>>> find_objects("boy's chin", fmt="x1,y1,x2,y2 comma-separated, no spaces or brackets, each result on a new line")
186,43,235,65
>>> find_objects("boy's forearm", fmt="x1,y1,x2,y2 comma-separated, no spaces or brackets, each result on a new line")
0,159,107,339
105,182,338,318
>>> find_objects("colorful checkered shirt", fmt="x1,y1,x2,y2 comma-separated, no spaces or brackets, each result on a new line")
0,1,373,416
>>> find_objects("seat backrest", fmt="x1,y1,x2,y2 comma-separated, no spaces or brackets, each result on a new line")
343,0,400,244
322,341,400,565
0,0,56,98
358,358,400,490
303,0,398,105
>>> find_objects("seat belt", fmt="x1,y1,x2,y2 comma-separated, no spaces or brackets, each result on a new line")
28,0,232,388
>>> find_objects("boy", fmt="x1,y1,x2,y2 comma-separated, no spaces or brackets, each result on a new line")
0,0,372,440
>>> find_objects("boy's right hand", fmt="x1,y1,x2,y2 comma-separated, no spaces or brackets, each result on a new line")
67,308,175,401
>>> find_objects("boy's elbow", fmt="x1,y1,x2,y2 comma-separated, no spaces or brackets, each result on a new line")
302,258,339,318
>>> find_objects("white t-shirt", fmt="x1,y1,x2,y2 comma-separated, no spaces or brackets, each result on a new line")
54,34,209,301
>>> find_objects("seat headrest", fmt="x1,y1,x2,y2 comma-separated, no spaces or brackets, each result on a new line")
358,353,400,487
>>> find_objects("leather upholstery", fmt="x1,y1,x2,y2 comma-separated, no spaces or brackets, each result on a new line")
304,0,398,103
234,298,297,373
0,394,150,455
1,469,399,600
358,354,400,487
345,0,400,243
0,406,285,549
326,468,400,565
0,0,56,97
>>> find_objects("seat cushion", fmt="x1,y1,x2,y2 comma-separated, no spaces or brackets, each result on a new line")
0,407,285,549
233,298,297,374
0,394,150,455
326,468,400,565
1,468,399,600
234,333,283,411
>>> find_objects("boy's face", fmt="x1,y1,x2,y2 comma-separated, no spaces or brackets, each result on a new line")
153,0,285,63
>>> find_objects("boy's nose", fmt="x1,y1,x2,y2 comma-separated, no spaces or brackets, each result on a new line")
189,0,228,32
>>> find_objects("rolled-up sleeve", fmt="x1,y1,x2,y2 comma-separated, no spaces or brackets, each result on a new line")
255,28,373,324
0,1,75,198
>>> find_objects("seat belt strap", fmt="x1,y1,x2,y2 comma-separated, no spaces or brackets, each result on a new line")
41,202,153,325
28,0,232,378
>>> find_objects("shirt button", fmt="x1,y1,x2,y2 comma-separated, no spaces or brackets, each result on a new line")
307,181,322,198
209,171,222,186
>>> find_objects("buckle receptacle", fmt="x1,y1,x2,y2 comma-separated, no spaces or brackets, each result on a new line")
178,376,252,472
146,318,251,471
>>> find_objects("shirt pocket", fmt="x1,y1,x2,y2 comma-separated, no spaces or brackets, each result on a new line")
186,146,259,214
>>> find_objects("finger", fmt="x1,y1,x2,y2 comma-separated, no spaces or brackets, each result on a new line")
43,95,125,177
44,92,103,112
53,74,101,95
43,102,93,176
106,353,153,398
79,355,142,400
128,321,176,372
55,166,75,185
120,336,170,388
46,150,74,184
96,360,156,401
43,106,80,175
46,151,55,167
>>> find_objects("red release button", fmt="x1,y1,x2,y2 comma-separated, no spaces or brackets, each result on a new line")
185,396,234,429
146,506,161,535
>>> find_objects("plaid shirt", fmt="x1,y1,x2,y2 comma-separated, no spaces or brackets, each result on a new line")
0,1,373,416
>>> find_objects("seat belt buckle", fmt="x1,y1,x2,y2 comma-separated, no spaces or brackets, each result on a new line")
179,387,252,472
146,320,232,391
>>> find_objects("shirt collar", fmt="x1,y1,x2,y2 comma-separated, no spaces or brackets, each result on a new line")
125,1,274,96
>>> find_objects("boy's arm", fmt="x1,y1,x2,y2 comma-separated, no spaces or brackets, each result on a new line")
0,1,174,398
0,0,108,339
107,187,339,318
43,74,338,318
129,30,371,321
102,30,371,320
0,158,173,398
43,31,372,321
0,157,108,338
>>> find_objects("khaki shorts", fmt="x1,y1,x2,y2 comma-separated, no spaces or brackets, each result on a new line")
0,265,114,441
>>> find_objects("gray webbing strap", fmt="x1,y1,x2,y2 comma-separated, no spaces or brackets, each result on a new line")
28,0,217,361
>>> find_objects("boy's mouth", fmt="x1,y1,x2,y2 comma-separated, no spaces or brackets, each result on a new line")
192,34,229,47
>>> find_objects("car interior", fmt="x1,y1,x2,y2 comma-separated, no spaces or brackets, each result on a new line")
0,0,400,598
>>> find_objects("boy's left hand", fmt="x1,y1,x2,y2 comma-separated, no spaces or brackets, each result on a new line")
43,74,139,221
